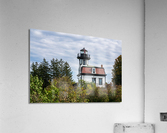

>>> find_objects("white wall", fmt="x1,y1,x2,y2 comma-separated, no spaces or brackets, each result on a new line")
0,0,144,133
82,75,105,87
145,0,167,132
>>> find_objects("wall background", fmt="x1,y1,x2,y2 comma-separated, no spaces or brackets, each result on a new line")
145,0,167,132
0,0,144,133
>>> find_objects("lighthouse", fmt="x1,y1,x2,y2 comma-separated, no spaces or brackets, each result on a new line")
77,48,106,88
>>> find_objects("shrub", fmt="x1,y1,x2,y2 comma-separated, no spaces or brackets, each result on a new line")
30,75,122,103
30,75,60,103
30,75,43,103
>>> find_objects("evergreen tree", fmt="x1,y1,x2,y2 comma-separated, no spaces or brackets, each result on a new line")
38,58,51,89
30,58,73,89
50,58,73,80
50,58,60,79
112,55,122,86
59,59,64,78
30,62,39,77
63,61,73,80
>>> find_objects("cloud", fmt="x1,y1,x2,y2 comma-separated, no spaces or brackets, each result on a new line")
30,29,122,83
31,29,43,37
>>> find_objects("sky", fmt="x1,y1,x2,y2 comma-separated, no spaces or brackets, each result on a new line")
30,29,122,83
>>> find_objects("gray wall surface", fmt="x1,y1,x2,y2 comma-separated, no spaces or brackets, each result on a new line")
0,0,144,133
145,0,167,132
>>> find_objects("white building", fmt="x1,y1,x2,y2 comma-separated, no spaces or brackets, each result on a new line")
77,48,106,88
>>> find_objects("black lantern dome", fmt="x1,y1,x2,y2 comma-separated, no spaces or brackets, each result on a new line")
77,48,90,60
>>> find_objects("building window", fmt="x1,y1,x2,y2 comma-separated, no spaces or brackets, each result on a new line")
92,78,96,84
92,68,95,73
99,78,102,85
83,60,85,65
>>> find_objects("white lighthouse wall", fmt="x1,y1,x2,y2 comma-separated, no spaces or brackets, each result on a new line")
0,1,144,133
80,59,89,66
82,75,106,87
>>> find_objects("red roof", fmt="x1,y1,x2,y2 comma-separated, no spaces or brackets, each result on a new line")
82,67,92,74
81,67,105,75
96,68,105,74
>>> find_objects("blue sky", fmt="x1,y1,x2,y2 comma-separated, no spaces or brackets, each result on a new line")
30,29,122,83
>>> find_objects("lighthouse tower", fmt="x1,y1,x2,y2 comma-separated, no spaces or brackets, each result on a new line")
77,48,90,74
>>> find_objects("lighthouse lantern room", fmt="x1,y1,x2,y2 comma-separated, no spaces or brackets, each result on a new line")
77,47,90,66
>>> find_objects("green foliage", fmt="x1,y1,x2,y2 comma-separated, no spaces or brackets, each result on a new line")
30,62,39,77
31,58,73,90
87,83,122,102
30,75,122,103
38,58,51,89
107,85,122,102
56,78,90,103
63,61,72,80
50,58,72,80
30,74,43,103
30,75,59,103
53,76,73,102
50,58,60,79
114,85,122,102
112,55,122,86
30,55,123,103
43,84,60,103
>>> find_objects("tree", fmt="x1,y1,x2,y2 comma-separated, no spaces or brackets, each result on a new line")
30,74,60,103
50,58,73,81
58,59,64,78
38,58,51,89
50,58,60,79
30,62,39,77
30,74,43,103
112,55,122,85
30,58,73,89
63,61,73,81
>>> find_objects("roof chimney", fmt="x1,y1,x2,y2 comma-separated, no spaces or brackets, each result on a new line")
101,64,103,68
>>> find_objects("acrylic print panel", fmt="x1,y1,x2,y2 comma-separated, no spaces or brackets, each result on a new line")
30,29,122,103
